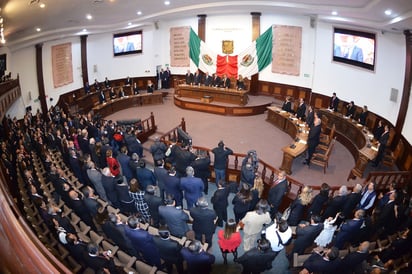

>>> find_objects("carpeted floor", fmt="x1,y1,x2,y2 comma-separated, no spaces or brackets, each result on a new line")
105,89,395,273
105,89,393,189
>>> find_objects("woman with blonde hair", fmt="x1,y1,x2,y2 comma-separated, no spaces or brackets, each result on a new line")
286,186,313,226
250,174,264,210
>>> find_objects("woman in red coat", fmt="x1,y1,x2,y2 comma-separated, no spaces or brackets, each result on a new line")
217,218,242,264
106,149,121,178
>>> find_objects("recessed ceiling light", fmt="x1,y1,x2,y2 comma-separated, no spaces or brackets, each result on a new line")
128,22,132,26
137,11,142,15
331,11,338,16
86,14,93,20
164,1,170,5
36,27,41,32
82,29,87,32
39,3,45,8
384,9,392,16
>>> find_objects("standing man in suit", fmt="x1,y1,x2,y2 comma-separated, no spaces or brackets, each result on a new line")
159,194,190,238
117,146,134,182
180,166,204,208
375,191,398,238
295,98,307,120
334,209,365,249
373,124,390,167
303,112,322,165
185,70,194,85
153,159,168,201
190,197,217,247
144,185,163,228
267,170,289,219
346,101,356,118
193,69,202,85
306,105,315,128
212,73,221,87
358,105,369,126
164,166,183,207
290,214,323,255
204,72,213,86
211,140,233,186
181,240,215,274
124,216,161,267
98,89,106,104
153,226,184,274
191,151,211,195
329,92,339,112
221,74,231,88
211,180,230,227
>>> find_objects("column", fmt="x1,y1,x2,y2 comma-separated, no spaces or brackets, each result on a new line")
249,12,261,95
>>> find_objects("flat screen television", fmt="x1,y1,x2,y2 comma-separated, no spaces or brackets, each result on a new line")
333,28,376,71
113,30,142,56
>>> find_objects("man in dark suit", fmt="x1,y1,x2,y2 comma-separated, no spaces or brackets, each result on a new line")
190,197,216,247
193,69,202,85
101,212,138,257
301,246,341,274
124,216,161,267
303,112,322,165
154,159,168,201
84,242,118,273
144,185,163,228
117,146,134,182
164,167,183,207
172,144,197,178
191,151,211,195
306,105,315,128
346,100,356,118
341,183,362,219
267,170,289,219
211,180,230,227
375,191,398,238
81,185,100,218
221,74,231,88
204,72,213,86
181,240,215,274
153,227,184,274
236,237,277,274
68,189,96,230
295,97,307,120
334,209,365,249
340,241,370,274
180,166,204,208
212,73,221,87
185,70,194,85
136,159,156,191
329,92,339,111
159,194,190,238
290,215,323,255
373,124,390,167
322,185,348,220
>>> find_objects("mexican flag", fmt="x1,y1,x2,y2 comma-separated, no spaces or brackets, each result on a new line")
189,27,273,78
189,28,217,74
238,26,273,78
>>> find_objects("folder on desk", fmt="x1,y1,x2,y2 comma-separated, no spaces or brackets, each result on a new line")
371,146,378,152
299,140,307,144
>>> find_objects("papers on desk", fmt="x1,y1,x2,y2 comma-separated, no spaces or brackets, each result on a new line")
367,133,374,139
299,139,307,144
299,123,305,127
280,110,286,113
356,123,363,127
291,117,298,121
371,146,378,152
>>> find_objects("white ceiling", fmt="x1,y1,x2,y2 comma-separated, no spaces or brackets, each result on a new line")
2,0,412,49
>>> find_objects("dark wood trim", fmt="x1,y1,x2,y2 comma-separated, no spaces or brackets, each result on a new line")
197,14,207,41
174,94,271,116
80,35,89,86
35,44,47,118
393,31,412,149
249,12,261,95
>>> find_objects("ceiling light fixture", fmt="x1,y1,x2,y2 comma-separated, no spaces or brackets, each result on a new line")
164,1,170,6
0,16,4,44
39,3,45,8
86,14,93,20
384,9,392,16
137,11,142,15
36,27,41,32
331,11,338,16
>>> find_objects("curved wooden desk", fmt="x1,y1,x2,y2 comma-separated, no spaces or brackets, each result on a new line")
92,93,163,117
266,106,309,174
318,109,377,180
175,84,249,106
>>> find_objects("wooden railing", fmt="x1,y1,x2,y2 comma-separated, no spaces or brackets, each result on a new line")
365,170,411,191
136,112,157,143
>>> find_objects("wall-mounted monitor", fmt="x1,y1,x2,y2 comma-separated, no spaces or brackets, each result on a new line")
333,28,376,71
113,30,143,56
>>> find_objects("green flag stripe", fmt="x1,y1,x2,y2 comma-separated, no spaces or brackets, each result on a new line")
256,27,273,71
189,28,201,67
